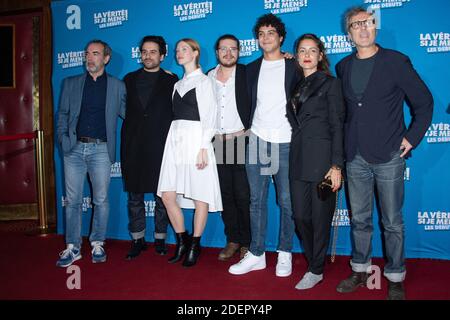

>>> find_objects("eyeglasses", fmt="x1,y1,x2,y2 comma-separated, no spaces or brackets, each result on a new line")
218,47,238,54
349,18,376,30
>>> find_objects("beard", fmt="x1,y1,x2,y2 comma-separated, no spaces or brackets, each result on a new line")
143,59,160,70
86,62,101,73
220,59,237,68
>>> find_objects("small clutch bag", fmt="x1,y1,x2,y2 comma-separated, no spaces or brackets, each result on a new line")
317,178,333,201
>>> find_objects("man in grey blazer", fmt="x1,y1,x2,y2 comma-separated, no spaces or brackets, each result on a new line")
56,39,126,267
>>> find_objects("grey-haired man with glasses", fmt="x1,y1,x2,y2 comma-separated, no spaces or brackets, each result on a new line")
335,7,433,300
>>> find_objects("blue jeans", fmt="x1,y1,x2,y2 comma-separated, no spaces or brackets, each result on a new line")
245,132,295,256
347,150,406,282
63,142,111,247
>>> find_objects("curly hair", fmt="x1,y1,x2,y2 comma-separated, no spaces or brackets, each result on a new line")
253,13,286,45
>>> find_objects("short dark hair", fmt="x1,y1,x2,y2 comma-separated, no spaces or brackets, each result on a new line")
85,39,112,57
294,33,331,76
215,34,240,51
140,35,167,56
253,13,286,45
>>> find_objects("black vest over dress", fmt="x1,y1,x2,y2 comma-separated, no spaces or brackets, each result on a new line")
173,88,200,121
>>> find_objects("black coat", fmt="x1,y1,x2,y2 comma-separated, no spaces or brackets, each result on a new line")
336,45,433,163
234,64,251,129
121,68,178,193
287,71,345,182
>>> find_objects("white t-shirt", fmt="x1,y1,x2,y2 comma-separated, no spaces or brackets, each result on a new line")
251,58,291,143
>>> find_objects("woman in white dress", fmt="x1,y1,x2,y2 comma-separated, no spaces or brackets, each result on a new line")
157,38,222,267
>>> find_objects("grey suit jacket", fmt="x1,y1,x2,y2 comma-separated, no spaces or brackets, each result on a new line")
56,72,126,162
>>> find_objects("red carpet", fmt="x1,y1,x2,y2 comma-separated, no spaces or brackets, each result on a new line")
0,221,449,300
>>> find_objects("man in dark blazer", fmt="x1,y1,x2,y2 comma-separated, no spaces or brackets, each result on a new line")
56,39,126,267
121,35,178,260
335,7,433,300
228,14,302,277
208,34,251,261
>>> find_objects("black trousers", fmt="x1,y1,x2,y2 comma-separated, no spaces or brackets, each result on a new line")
291,179,336,275
215,135,251,247
128,192,169,239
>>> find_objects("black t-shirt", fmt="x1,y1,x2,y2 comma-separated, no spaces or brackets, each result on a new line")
351,53,376,100
136,69,159,107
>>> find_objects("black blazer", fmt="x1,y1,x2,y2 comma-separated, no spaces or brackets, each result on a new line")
207,63,251,130
121,68,178,193
336,45,433,163
235,64,251,129
246,57,302,128
287,71,345,182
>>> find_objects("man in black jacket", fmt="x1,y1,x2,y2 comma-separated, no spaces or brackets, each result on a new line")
121,35,178,259
335,7,433,300
228,14,302,277
208,34,251,261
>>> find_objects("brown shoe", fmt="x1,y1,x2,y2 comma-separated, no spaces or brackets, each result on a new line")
218,242,240,261
239,246,249,260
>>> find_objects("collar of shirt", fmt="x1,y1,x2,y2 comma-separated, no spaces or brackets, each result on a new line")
210,64,236,85
184,68,203,79
86,71,107,82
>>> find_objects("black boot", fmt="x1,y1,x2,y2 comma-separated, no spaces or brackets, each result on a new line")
336,271,368,293
125,237,147,260
182,236,201,267
387,281,405,300
168,232,190,263
155,238,168,255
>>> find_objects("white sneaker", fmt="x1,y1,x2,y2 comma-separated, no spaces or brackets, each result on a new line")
295,272,323,290
275,251,292,277
228,252,266,275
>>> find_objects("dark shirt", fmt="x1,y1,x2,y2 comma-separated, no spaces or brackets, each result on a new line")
77,72,108,141
351,54,376,100
136,69,159,108
172,88,200,121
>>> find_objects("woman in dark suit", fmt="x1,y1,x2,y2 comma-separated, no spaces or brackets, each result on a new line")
287,33,345,290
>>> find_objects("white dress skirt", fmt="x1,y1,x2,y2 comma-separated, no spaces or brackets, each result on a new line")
157,69,222,212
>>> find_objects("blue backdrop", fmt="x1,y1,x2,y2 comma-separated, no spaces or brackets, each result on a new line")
51,0,450,260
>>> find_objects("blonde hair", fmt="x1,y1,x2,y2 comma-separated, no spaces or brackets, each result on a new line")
178,38,200,67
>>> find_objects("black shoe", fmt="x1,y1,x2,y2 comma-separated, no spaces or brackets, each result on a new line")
182,236,201,267
336,271,368,293
387,281,405,300
155,239,167,255
168,232,190,264
125,238,147,260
